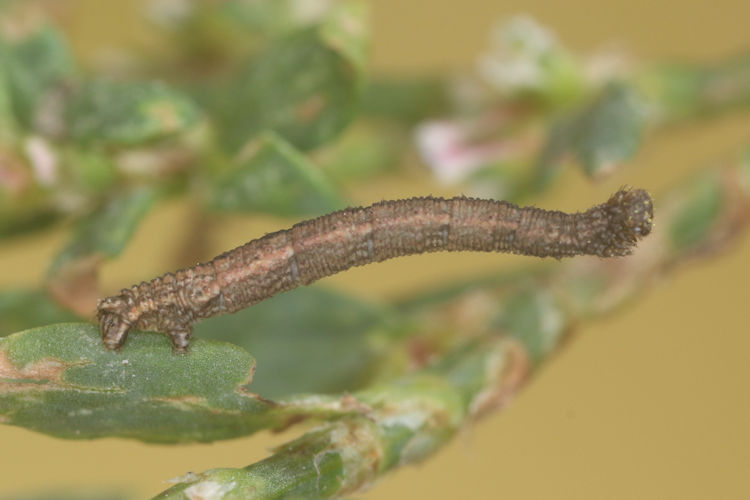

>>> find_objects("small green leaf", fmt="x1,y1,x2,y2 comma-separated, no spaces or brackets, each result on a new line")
214,4,368,152
0,289,80,337
669,172,723,252
196,287,395,398
0,25,75,128
495,288,566,364
49,187,157,274
536,82,647,179
66,80,200,146
210,132,344,216
572,82,647,176
638,52,750,121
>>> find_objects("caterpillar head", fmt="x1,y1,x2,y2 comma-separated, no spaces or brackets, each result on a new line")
97,295,132,351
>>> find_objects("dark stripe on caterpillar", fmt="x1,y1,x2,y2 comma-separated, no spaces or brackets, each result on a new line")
97,187,653,352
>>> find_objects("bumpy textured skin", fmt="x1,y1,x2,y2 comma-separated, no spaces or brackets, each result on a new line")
98,188,653,352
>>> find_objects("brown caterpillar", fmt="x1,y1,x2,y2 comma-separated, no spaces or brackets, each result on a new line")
98,188,653,352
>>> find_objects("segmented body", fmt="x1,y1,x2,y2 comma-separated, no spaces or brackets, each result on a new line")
97,188,653,352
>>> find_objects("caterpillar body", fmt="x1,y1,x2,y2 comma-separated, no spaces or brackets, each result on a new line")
97,188,653,352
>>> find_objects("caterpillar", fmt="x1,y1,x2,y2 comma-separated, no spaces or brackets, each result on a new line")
97,187,653,353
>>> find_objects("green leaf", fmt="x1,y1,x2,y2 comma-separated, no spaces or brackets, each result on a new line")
210,132,344,216
668,172,723,252
638,52,750,121
0,323,363,442
214,3,368,152
158,0,337,65
0,25,75,129
572,82,647,175
495,288,566,364
0,324,275,442
0,289,80,337
195,287,396,399
49,187,157,274
66,80,200,146
0,54,20,143
536,82,647,179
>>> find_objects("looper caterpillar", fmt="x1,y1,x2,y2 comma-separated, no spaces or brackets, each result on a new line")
98,188,653,352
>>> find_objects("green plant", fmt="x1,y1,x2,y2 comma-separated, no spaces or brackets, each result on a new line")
1,3,749,499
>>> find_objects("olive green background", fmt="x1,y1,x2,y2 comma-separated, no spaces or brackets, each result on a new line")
1,1,750,498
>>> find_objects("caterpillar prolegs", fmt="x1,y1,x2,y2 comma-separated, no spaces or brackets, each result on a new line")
97,188,653,352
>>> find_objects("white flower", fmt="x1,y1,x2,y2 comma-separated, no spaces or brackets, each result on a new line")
477,15,558,93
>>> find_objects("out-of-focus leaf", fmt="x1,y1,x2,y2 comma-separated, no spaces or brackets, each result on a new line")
0,289,80,337
0,205,59,239
196,287,397,399
316,122,405,181
639,52,750,121
49,187,157,274
214,3,368,152
0,25,75,129
536,82,646,179
572,82,647,175
668,171,724,252
494,288,566,364
210,132,344,216
66,80,200,146
361,77,451,124
0,53,20,143
155,0,336,66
